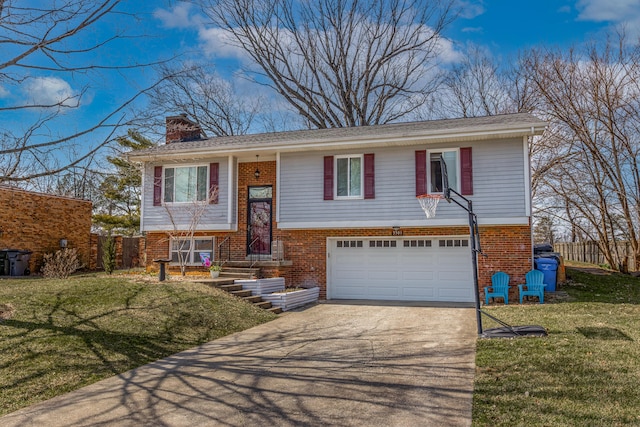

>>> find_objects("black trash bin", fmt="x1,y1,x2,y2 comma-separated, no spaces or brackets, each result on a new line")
5,250,32,276
0,251,7,275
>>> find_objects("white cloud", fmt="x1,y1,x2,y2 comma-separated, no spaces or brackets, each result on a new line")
576,0,640,41
461,26,483,33
154,3,201,29
198,27,253,61
576,0,640,22
23,77,79,107
0,86,9,98
457,1,485,19
436,37,465,64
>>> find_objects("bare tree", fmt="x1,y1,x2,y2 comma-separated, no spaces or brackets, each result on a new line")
437,45,515,118
147,63,262,137
523,32,640,271
198,0,457,128
0,1,170,184
163,186,219,276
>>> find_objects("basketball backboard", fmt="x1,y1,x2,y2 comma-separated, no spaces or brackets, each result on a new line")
440,154,452,202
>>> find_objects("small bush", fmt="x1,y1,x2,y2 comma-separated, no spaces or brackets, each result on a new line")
102,235,116,275
41,248,82,279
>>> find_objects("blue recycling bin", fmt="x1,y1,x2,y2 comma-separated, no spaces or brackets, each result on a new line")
536,257,558,292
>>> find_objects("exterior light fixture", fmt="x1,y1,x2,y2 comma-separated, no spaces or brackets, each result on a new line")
59,239,68,248
254,155,260,179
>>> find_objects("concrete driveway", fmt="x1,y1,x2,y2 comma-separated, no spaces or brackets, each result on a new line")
1,303,477,426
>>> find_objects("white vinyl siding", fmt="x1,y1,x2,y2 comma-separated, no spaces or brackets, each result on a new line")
142,159,234,231
278,138,526,225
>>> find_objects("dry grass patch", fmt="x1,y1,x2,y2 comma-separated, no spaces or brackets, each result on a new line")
0,274,276,415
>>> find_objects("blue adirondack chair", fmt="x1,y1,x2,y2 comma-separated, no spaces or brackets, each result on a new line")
485,272,510,305
518,270,547,304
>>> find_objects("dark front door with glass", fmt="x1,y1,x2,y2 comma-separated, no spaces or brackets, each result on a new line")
247,186,272,256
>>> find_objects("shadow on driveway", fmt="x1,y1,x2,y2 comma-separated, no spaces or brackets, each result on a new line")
1,304,476,426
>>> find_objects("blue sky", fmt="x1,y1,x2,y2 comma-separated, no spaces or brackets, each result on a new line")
3,0,639,158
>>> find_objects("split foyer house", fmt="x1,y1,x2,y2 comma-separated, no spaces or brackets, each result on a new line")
128,113,547,303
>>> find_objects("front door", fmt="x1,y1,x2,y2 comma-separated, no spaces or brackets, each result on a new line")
247,186,272,255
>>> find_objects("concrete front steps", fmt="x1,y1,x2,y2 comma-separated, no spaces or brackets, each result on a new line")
196,267,282,314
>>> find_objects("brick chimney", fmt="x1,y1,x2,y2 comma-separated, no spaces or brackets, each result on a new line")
165,114,202,144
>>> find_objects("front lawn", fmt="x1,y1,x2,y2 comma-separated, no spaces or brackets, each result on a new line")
473,268,640,426
0,275,276,416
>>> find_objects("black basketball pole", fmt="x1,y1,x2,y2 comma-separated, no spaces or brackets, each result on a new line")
443,187,484,335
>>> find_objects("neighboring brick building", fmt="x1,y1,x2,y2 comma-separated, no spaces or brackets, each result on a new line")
130,113,547,304
0,186,92,274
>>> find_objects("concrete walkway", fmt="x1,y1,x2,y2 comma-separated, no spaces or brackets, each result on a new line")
1,303,477,426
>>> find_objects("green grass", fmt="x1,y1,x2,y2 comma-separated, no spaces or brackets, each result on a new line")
0,274,276,416
473,268,640,426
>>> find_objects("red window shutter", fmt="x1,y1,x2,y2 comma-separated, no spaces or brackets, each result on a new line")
153,166,162,206
324,156,334,200
415,150,427,196
209,162,219,204
364,153,375,199
460,147,473,195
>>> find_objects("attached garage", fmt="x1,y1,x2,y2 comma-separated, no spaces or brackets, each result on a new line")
327,237,475,302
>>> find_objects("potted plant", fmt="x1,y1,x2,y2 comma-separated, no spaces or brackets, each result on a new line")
209,264,222,278
202,256,222,278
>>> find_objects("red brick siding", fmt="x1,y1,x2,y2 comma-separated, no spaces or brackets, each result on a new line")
0,186,92,274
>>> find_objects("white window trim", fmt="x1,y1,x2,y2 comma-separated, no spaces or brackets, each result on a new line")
334,154,364,200
163,163,210,205
169,236,215,266
426,148,461,194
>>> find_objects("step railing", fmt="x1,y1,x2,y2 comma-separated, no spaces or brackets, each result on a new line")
217,236,231,266
248,237,261,268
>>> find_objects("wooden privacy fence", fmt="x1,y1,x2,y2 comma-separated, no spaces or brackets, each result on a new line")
554,241,637,271
90,234,142,270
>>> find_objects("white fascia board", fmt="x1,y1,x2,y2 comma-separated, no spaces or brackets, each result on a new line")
140,164,145,233
142,223,238,232
276,152,281,223
227,155,234,224
523,136,532,216
278,217,530,229
129,126,548,161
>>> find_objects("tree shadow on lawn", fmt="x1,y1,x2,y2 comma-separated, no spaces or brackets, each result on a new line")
0,306,478,427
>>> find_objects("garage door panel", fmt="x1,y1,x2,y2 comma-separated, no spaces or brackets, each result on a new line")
329,237,473,302
401,271,435,280
368,270,399,280
402,287,435,298
438,271,472,281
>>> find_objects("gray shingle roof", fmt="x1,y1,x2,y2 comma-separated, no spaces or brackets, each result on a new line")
128,113,546,160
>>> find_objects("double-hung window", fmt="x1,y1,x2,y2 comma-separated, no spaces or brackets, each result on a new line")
335,155,363,199
170,237,214,265
164,165,208,203
428,149,459,194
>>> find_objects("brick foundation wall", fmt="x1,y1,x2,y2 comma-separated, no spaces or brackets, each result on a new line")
0,186,92,274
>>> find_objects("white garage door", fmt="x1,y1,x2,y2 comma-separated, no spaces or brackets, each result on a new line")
328,237,474,302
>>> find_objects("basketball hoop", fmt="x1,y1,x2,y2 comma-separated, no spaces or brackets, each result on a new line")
416,194,442,219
